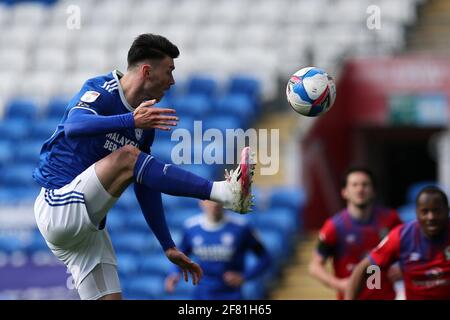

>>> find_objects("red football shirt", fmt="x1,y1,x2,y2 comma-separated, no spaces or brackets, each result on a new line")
369,221,450,300
318,207,402,300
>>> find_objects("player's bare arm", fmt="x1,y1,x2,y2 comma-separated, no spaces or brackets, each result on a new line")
345,257,373,300
309,251,349,292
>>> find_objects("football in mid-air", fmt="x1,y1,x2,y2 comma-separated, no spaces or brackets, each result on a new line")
286,67,336,117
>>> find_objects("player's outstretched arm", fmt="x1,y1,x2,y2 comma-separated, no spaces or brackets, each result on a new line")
165,247,203,286
135,184,175,250
345,257,372,300
65,108,135,138
65,100,178,138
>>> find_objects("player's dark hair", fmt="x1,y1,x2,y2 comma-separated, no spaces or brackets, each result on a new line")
127,33,179,68
341,166,376,188
416,186,449,208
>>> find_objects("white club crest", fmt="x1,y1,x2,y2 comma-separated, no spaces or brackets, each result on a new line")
193,236,203,246
221,233,234,245
135,128,143,141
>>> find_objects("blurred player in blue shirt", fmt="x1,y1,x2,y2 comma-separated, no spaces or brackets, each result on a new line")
165,200,271,300
32,34,255,300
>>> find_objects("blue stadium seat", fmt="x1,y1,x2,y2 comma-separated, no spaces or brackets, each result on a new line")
4,98,39,121
406,181,441,203
163,197,201,214
46,97,69,121
397,203,416,223
161,194,185,211
0,235,26,253
116,253,139,276
106,208,126,233
203,115,241,132
113,232,157,254
30,119,59,141
125,212,153,233
269,186,306,212
242,279,265,300
251,186,269,212
123,275,165,299
186,75,218,98
178,197,203,210
153,127,172,143
215,94,254,122
169,228,183,246
153,114,196,143
0,189,19,205
155,84,178,103
26,230,49,253
227,75,261,113
0,119,31,141
177,114,196,132
245,253,276,282
0,164,36,187
255,208,298,236
172,94,212,117
150,140,176,163
155,95,173,107
16,141,42,165
139,253,174,276
161,292,193,300
166,208,200,230
114,188,139,211
4,186,41,202
0,141,12,167
258,229,286,264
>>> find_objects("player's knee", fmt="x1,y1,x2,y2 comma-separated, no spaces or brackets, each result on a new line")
114,145,140,172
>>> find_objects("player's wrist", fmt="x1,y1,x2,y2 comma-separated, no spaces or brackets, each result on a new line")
330,277,343,290
164,245,177,254
124,112,136,128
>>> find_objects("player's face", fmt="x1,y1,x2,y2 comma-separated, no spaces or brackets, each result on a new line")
416,193,449,238
342,172,375,208
201,200,224,222
144,56,175,101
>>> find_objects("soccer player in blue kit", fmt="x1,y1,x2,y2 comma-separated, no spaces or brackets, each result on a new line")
32,34,255,300
164,200,271,299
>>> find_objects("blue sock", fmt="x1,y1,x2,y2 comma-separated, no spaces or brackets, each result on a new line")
133,152,213,200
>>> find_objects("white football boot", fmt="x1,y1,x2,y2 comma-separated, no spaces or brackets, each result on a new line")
223,146,256,214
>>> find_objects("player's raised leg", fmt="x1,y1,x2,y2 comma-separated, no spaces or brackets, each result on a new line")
92,145,256,218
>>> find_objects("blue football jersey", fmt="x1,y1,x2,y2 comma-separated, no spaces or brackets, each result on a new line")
33,70,155,189
179,214,262,298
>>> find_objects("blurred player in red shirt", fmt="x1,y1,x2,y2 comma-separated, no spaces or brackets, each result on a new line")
346,186,450,300
309,167,402,300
